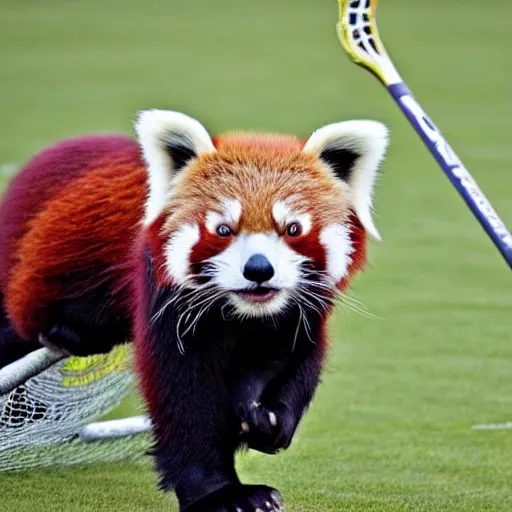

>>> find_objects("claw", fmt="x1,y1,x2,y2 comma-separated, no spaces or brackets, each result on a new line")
270,491,282,507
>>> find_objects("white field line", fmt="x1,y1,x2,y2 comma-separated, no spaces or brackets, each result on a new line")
471,421,512,431
0,163,19,177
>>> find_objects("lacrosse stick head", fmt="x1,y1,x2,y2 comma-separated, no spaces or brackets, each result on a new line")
0,344,146,472
337,0,401,86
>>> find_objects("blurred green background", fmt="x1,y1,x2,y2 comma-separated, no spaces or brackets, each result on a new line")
1,0,511,510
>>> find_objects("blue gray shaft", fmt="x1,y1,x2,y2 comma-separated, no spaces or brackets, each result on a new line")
388,83,512,269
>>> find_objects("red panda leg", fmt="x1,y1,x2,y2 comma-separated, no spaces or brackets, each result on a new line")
38,284,131,357
137,304,284,511
234,316,327,455
138,318,284,512
135,256,283,512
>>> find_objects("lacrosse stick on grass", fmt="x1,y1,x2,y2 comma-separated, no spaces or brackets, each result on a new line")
337,0,512,269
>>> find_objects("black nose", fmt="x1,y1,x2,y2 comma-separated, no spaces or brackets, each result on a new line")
243,254,275,284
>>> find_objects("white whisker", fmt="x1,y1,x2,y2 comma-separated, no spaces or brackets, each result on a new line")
336,294,381,320
291,304,302,352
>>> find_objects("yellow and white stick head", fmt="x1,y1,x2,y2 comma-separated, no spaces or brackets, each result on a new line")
337,0,401,86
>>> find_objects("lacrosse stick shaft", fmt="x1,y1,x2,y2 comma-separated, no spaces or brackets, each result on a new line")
387,82,512,268
337,0,512,268
0,347,64,395
79,415,151,442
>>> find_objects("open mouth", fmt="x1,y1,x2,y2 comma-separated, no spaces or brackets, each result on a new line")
234,287,279,303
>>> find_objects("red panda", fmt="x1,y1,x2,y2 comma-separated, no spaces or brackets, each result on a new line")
0,110,388,512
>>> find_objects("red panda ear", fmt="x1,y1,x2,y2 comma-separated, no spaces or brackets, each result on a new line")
135,110,216,225
303,120,389,240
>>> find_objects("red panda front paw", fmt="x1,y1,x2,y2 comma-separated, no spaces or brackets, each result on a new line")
182,484,282,512
239,402,297,455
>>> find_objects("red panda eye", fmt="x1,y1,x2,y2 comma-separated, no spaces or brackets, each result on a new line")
286,222,302,237
216,224,233,237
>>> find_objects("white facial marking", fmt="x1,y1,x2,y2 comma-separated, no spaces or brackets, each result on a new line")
205,210,223,233
272,200,290,227
208,232,308,317
272,199,312,235
205,197,242,233
320,224,354,282
229,292,289,317
223,198,242,225
165,223,200,283
293,213,312,235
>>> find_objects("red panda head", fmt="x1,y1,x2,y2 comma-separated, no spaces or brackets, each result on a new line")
136,110,388,319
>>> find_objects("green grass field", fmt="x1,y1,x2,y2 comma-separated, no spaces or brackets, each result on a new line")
1,0,511,510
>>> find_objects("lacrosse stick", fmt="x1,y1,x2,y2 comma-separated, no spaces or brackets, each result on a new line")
337,0,512,268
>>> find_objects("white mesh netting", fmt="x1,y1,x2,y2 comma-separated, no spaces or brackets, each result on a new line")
0,344,149,472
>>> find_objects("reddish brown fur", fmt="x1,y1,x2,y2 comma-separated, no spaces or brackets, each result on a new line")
0,136,135,291
4,146,146,339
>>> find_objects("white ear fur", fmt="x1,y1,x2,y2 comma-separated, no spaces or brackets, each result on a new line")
135,109,216,225
303,120,389,240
